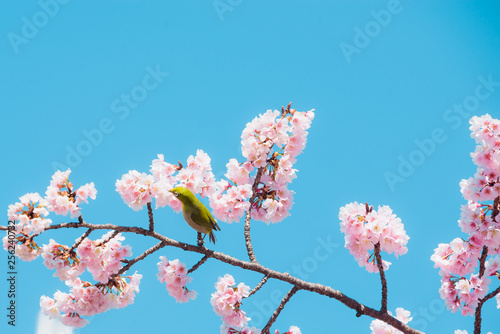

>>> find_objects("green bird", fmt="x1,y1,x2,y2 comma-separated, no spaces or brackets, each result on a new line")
169,187,220,244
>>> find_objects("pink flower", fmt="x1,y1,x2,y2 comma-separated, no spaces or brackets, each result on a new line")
115,170,154,211
210,182,252,223
41,239,85,281
46,169,96,217
76,232,132,283
339,202,409,272
274,326,302,334
211,274,250,328
40,273,142,328
370,308,412,333
157,256,197,303
7,192,51,235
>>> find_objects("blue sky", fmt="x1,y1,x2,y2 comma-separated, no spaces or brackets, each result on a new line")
1,1,500,333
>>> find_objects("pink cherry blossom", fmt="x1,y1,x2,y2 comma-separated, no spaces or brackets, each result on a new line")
370,308,412,334
3,239,41,261
157,256,197,303
46,169,96,217
210,181,252,223
274,326,302,334
7,192,51,235
76,231,132,283
211,274,250,328
220,324,261,334
115,170,154,211
40,273,142,328
41,239,85,281
339,202,409,272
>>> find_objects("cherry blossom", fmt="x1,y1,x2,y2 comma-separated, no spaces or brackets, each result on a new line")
339,202,409,272
40,273,142,328
46,169,96,217
211,274,250,328
157,256,197,303
210,108,314,224
370,308,412,334
7,192,51,235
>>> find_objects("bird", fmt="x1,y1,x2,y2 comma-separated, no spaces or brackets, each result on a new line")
169,187,220,244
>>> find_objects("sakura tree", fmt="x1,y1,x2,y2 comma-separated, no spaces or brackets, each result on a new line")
2,105,499,333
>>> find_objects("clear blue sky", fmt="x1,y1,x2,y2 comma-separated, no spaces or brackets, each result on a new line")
1,1,500,333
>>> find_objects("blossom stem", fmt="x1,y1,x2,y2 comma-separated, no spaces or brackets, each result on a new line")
374,242,388,313
244,166,265,263
68,228,92,254
247,275,270,298
478,246,488,278
147,202,154,231
188,254,209,274
261,285,299,334
112,241,166,280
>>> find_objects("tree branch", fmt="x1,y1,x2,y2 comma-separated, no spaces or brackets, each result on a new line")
68,228,92,254
374,242,388,313
478,246,488,278
262,286,299,334
0,221,423,334
473,245,490,334
244,210,257,263
188,254,209,274
247,274,270,298
115,241,166,278
147,202,154,231
244,167,265,263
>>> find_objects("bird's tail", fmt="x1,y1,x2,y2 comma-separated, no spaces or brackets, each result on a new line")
209,231,216,244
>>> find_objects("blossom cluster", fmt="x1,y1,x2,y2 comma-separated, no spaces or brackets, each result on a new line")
369,308,412,334
114,107,315,227
46,169,96,218
116,150,215,212
157,256,197,303
211,274,250,328
4,193,51,261
274,326,302,334
77,231,132,282
455,330,493,334
41,232,131,283
339,202,409,272
4,170,97,262
40,274,142,328
220,324,261,334
210,108,315,224
432,114,500,316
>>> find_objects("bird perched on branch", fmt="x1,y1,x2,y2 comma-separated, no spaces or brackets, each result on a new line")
169,187,220,244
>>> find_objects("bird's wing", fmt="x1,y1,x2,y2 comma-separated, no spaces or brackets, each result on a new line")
190,204,220,231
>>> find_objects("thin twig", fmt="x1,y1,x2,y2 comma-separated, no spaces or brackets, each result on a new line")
492,196,499,221
147,202,154,232
68,228,92,253
98,230,119,247
0,221,424,334
78,215,84,224
473,245,490,334
374,242,388,313
197,232,205,247
115,241,166,278
247,275,270,298
262,286,300,334
188,254,209,274
478,246,489,278
244,167,265,263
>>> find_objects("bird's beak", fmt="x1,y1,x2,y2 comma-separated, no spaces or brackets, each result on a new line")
168,189,173,193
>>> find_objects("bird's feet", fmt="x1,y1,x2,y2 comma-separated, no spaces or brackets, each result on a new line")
197,232,205,247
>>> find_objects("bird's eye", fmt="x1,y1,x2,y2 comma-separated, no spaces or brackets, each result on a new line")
173,191,178,197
